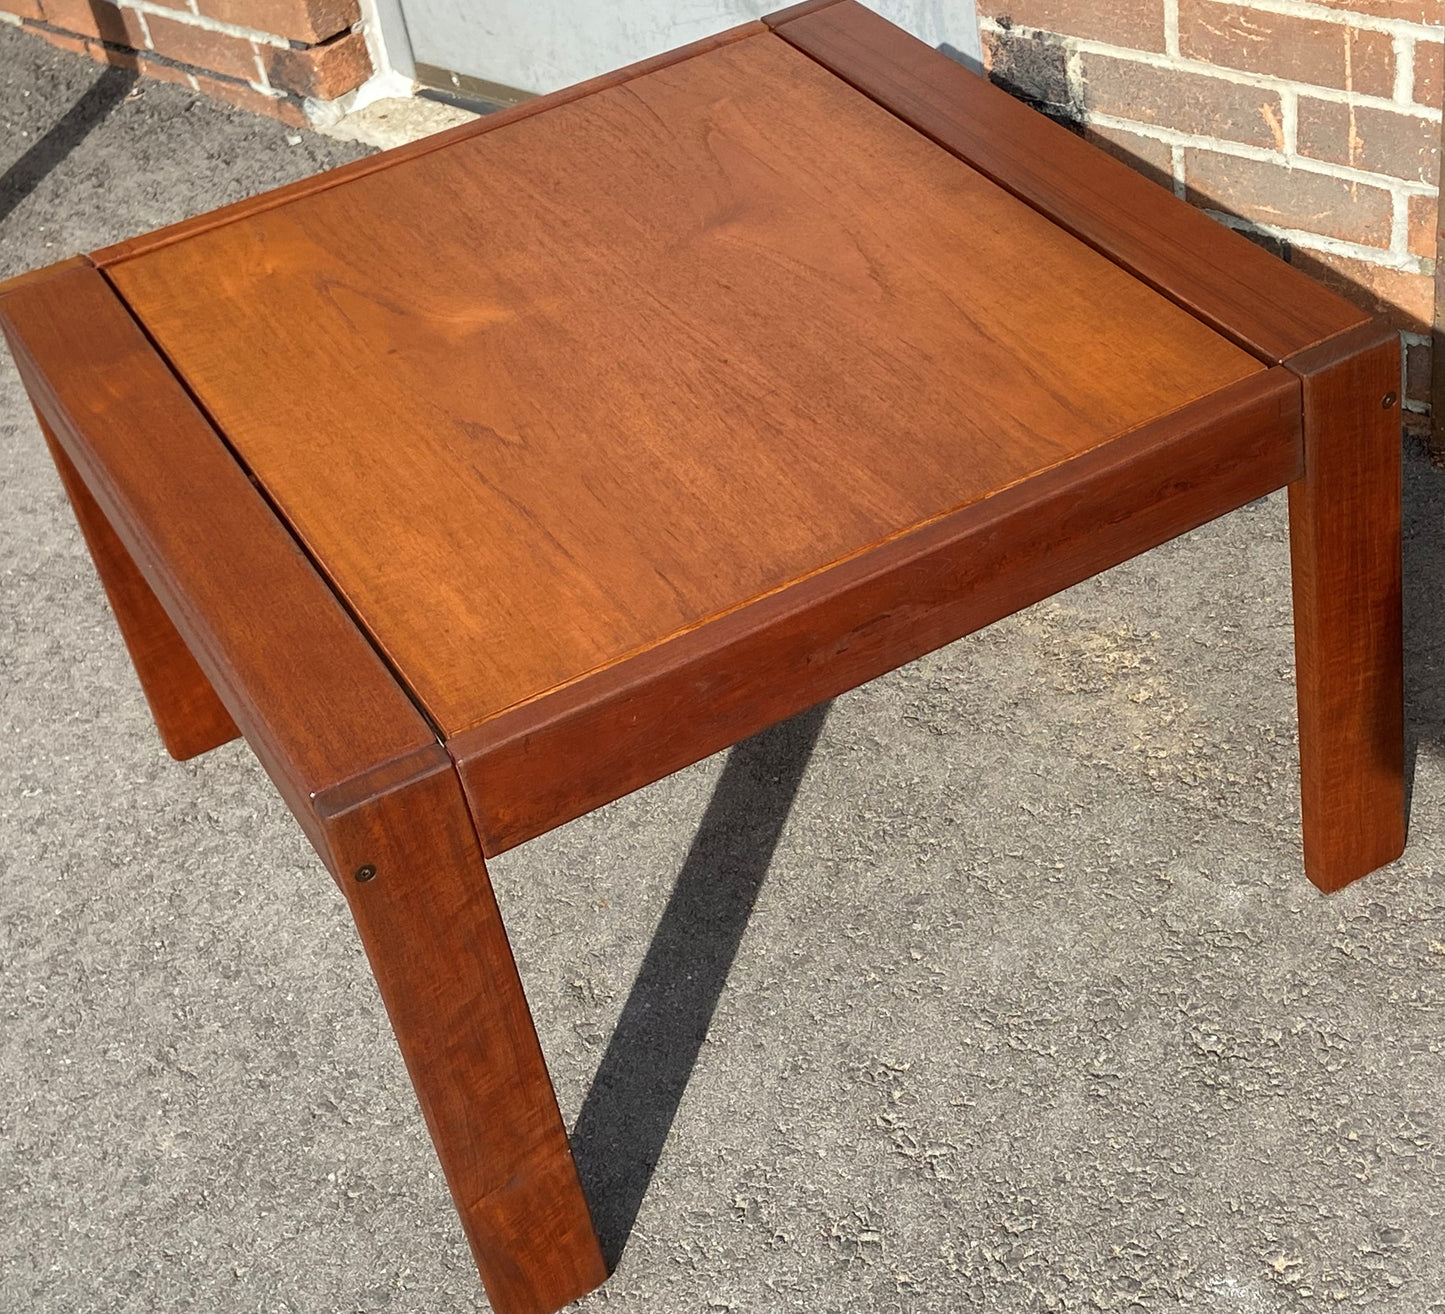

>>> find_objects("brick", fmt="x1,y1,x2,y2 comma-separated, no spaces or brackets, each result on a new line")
1312,0,1441,26
1289,248,1433,332
1408,191,1437,258
1179,0,1393,99
262,27,368,99
196,0,356,43
1415,39,1443,108
1084,122,1174,190
36,0,143,44
1185,149,1394,246
144,11,261,82
192,68,306,124
87,39,137,67
28,23,91,54
137,53,198,88
982,0,1165,51
1407,339,1431,403
1297,99,1439,184
1081,53,1285,148
0,0,43,21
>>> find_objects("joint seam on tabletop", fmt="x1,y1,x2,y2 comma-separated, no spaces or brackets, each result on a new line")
94,261,449,750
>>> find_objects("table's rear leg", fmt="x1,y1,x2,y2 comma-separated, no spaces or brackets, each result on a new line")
38,415,239,760
321,756,607,1314
1285,325,1406,892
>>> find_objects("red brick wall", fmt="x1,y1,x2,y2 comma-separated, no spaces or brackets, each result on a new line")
979,0,1441,434
0,0,372,124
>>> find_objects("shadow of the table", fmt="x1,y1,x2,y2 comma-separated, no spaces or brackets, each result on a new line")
575,439,1445,1270
569,701,829,1270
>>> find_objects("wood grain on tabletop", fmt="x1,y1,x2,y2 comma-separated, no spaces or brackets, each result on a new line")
769,0,1366,363
454,369,1303,853
104,32,1264,741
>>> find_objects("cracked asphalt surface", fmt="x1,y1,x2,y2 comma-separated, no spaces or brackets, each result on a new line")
4,24,1445,1312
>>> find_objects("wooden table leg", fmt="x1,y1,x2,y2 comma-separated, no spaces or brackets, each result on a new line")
38,414,239,761
319,752,608,1314
1285,323,1407,892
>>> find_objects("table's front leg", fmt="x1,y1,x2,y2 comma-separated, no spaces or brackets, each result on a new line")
37,414,239,761
2,260,606,1313
1285,323,1407,892
320,756,608,1314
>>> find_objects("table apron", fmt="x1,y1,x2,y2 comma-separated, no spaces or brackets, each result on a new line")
451,367,1303,855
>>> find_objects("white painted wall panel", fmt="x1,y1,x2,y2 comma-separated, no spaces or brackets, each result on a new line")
401,0,981,97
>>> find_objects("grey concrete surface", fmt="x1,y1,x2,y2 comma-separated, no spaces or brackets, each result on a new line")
4,25,1445,1312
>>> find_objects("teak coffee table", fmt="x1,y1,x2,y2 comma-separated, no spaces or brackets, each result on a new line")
1,2,1406,1309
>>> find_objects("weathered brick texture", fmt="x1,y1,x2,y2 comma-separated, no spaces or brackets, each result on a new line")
197,0,358,45
7,0,369,124
1084,121,1175,187
978,0,1442,438
991,0,1166,50
1291,248,1435,330
1079,51,1286,146
1416,38,1443,101
263,28,370,100
1180,0,1395,97
1186,149,1396,245
1297,99,1440,182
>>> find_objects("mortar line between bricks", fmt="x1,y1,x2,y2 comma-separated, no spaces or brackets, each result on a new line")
1393,33,1415,105
1391,191,1411,255
1280,86,1299,154
980,17,1445,115
1084,110,1439,199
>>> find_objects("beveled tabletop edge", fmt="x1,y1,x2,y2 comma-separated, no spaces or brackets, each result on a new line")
450,368,1304,856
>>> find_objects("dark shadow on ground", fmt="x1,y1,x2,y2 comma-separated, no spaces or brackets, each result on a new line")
570,701,830,1270
0,63,135,227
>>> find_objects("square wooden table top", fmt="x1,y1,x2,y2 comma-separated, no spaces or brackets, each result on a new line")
103,29,1266,740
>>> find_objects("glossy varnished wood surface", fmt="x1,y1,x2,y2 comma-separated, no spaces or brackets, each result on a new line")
454,369,1303,853
0,261,439,861
41,419,241,761
1283,324,1406,890
91,19,768,269
771,0,1366,363
1,260,609,1313
324,757,607,1313
106,32,1263,739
